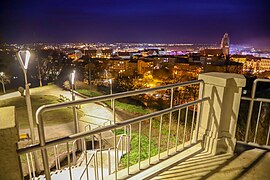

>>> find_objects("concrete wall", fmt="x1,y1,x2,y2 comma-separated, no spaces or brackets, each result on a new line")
0,106,22,180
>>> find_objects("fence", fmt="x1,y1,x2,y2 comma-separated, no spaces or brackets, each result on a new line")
237,79,270,149
17,80,207,179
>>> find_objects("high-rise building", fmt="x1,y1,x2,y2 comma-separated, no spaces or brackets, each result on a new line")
220,33,230,56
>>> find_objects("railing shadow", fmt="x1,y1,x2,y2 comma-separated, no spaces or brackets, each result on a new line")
146,149,205,179
199,152,243,179
231,150,269,180
154,152,235,179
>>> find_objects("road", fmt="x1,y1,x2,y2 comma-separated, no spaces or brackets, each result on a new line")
0,84,117,140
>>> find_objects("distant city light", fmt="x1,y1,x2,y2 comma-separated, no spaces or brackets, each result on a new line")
71,70,76,85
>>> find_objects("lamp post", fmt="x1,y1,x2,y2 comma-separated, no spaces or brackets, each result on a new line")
105,69,108,80
71,70,81,151
109,78,113,106
0,72,6,94
88,66,92,96
17,50,40,173
17,51,35,142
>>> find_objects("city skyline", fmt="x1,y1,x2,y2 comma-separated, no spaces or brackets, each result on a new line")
1,0,270,48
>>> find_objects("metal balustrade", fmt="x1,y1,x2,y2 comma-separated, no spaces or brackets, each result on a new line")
80,133,129,179
17,80,207,180
237,79,270,148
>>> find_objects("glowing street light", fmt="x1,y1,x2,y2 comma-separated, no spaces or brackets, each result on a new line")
71,70,75,85
105,69,108,79
0,72,6,94
17,50,35,143
70,70,81,151
109,78,113,107
17,50,41,172
18,50,31,70
109,78,112,94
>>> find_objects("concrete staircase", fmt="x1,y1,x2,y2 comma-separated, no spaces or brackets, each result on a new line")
46,148,125,180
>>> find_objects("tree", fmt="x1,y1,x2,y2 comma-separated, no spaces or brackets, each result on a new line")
153,68,171,80
0,72,10,94
35,49,65,85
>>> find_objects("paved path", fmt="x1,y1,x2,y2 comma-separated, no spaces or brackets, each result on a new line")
1,85,117,140
0,91,21,100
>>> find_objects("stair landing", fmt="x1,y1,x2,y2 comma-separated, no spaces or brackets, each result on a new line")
154,148,270,180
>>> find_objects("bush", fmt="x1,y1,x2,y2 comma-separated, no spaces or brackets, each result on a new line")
63,81,71,90
75,81,90,90
18,86,24,96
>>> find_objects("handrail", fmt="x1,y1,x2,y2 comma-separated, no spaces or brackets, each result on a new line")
17,97,208,155
116,134,128,170
53,145,60,170
241,96,270,103
116,135,125,148
80,134,128,179
35,80,203,115
71,139,81,165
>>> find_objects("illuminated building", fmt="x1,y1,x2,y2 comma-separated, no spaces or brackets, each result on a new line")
231,55,255,63
138,59,154,75
117,52,131,59
85,49,113,58
220,33,230,56
67,50,83,60
109,58,129,71
259,58,270,71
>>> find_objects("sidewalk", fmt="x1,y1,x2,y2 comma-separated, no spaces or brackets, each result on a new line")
1,85,118,141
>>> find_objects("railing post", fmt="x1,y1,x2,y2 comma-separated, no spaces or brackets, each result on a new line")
0,106,23,180
198,72,246,154
37,113,51,180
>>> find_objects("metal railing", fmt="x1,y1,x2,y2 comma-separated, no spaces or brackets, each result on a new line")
238,79,270,148
79,133,129,179
25,152,36,179
17,80,207,180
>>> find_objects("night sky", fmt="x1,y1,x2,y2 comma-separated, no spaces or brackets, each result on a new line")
1,0,270,47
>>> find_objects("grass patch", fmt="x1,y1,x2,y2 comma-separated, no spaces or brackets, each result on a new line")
77,88,150,115
119,132,158,168
76,89,102,97
0,89,17,95
114,128,126,135
118,109,195,168
114,101,149,115
0,95,81,129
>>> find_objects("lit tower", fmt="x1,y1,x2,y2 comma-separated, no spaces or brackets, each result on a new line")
220,33,230,56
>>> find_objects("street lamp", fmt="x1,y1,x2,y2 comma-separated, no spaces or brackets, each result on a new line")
71,70,79,132
108,78,113,125
70,70,81,151
109,78,112,94
71,70,75,86
105,69,108,80
0,72,6,94
109,78,113,107
17,50,35,142
17,50,40,173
